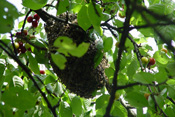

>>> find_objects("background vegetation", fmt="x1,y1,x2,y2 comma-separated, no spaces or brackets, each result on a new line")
0,0,175,116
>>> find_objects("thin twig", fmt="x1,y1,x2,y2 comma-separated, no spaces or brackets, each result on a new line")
21,9,32,33
148,86,168,117
167,96,175,105
127,35,144,71
10,32,18,56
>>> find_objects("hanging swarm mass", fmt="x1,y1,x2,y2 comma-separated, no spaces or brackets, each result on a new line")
44,13,108,98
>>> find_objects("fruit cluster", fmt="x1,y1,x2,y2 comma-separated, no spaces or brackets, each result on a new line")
14,41,32,54
141,56,156,67
27,14,40,28
14,30,35,54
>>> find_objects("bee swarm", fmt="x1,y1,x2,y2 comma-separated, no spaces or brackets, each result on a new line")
45,13,108,98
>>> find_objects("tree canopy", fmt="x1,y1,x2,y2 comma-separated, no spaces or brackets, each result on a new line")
0,0,175,117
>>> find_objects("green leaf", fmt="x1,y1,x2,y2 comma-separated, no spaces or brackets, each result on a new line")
27,51,40,74
96,94,110,109
54,82,63,96
125,91,148,107
166,62,175,76
111,101,127,117
154,67,168,83
155,24,175,43
154,95,164,108
1,87,36,110
165,106,175,116
94,25,103,36
69,42,90,57
127,60,138,79
54,36,89,57
133,72,155,84
94,50,103,68
78,5,91,31
113,19,124,27
54,36,76,56
87,3,102,32
33,0,48,4
167,86,175,99
59,101,72,117
105,67,115,78
166,79,175,86
12,75,24,87
0,0,19,33
139,27,154,37
22,0,48,10
71,96,83,116
103,37,113,52
153,51,169,65
118,73,128,86
51,53,67,70
149,4,165,15
0,61,5,84
57,0,69,15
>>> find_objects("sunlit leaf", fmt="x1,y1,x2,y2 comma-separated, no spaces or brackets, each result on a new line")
59,101,72,117
51,53,67,70
22,0,47,10
78,5,91,31
103,37,113,52
69,42,90,57
71,96,82,116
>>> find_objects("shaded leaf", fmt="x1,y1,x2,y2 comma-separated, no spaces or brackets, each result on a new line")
0,0,19,33
1,87,36,110
27,51,40,74
127,60,138,79
125,91,148,107
133,72,155,84
57,0,69,15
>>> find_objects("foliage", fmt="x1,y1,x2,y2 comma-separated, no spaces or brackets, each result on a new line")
0,0,175,116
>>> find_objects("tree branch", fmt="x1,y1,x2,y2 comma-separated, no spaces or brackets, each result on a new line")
104,0,134,116
167,96,175,105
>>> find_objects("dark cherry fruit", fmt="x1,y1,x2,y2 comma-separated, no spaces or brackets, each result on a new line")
149,58,155,65
33,14,40,21
27,16,33,23
32,21,38,28
20,46,27,53
40,70,45,74
18,41,23,48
